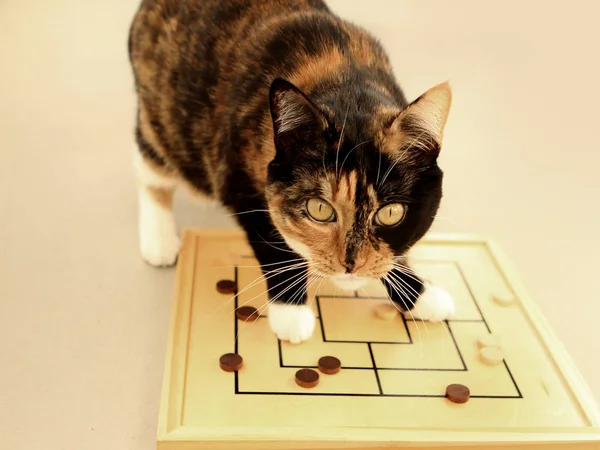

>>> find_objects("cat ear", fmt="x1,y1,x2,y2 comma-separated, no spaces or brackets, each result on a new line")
269,78,328,154
388,82,452,159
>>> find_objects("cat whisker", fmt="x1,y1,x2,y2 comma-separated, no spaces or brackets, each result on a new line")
237,262,325,316
391,263,426,285
378,130,427,187
257,234,297,254
431,214,461,227
381,276,425,352
339,139,373,175
312,273,327,298
286,270,320,306
386,271,431,341
382,276,426,353
245,257,306,268
385,271,429,333
387,270,424,306
246,267,318,333
376,147,382,185
227,209,273,217
210,257,306,269
236,262,309,299
391,259,426,276
214,262,310,312
233,269,310,327
335,105,350,179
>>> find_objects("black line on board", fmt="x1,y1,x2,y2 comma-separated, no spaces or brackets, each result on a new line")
401,313,413,344
280,365,466,372
320,295,388,300
258,315,321,320
315,296,326,342
445,319,488,323
453,261,490,332
278,339,283,367
368,343,384,394
323,339,412,344
445,320,467,371
235,391,522,398
232,257,523,399
470,395,522,399
452,260,523,397
318,296,411,344
234,265,239,394
503,360,523,398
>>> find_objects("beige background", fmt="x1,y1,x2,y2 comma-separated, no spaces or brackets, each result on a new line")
0,1,598,449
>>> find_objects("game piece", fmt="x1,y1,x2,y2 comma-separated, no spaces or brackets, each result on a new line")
477,334,502,349
317,356,341,375
479,346,504,366
374,303,399,320
295,368,319,388
219,353,243,372
216,279,237,294
235,305,260,321
493,293,515,306
445,383,470,404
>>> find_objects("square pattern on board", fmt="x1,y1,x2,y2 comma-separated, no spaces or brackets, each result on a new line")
235,260,520,398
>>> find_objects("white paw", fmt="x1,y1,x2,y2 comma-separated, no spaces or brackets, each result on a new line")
140,228,180,266
138,189,180,267
405,284,455,322
268,303,315,344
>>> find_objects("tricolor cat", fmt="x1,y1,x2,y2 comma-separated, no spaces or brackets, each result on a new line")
128,0,455,343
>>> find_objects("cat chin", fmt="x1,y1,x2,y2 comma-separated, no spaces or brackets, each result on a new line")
331,274,370,291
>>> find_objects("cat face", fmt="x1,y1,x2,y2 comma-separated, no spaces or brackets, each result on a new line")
266,79,451,290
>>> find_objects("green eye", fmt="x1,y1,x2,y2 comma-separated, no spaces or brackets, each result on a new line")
306,198,335,222
376,203,406,226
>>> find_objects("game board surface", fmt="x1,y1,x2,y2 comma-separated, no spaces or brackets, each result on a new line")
157,229,600,450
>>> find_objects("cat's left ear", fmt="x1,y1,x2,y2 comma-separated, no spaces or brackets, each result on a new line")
269,78,328,156
386,82,452,159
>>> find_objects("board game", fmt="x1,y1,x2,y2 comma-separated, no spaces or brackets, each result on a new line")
157,229,600,450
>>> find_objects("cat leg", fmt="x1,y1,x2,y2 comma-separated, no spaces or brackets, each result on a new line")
133,148,180,267
382,268,455,322
258,242,314,343
238,213,315,343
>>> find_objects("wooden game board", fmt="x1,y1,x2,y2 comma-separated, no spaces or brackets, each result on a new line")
157,229,600,450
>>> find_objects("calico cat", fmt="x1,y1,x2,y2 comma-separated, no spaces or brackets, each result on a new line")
128,0,455,343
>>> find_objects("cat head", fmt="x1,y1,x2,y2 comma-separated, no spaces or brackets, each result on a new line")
265,78,451,290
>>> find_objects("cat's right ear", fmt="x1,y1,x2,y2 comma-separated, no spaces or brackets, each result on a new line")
269,78,328,156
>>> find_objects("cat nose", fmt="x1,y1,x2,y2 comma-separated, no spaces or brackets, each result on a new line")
338,256,353,273
340,256,366,274
343,261,355,273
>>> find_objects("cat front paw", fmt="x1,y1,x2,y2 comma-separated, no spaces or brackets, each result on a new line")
140,226,180,267
268,303,315,344
406,284,455,322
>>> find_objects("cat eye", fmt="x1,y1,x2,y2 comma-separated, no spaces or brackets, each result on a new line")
375,203,406,227
306,198,335,222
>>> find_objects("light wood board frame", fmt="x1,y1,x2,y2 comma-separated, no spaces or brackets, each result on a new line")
157,228,600,450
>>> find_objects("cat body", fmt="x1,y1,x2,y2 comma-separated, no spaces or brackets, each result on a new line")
129,0,455,343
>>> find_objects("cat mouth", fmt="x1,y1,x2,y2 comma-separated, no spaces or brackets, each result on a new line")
330,274,370,291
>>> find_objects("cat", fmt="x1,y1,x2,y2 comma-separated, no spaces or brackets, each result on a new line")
128,0,455,343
